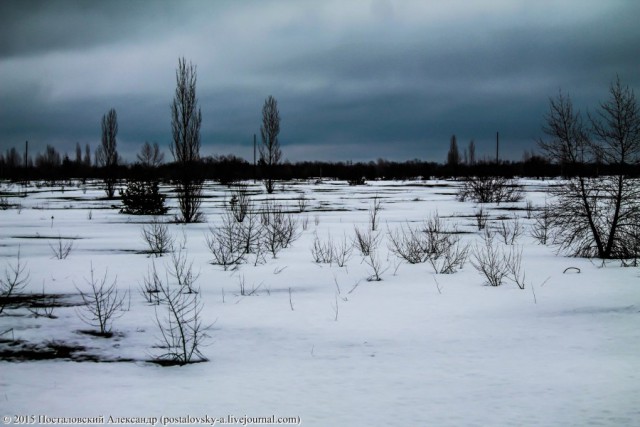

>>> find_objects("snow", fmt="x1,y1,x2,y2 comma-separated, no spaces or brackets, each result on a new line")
1,179,639,426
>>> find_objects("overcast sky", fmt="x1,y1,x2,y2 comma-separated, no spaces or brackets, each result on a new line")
1,0,638,163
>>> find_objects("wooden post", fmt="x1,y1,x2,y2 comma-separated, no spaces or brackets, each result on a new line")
496,132,499,164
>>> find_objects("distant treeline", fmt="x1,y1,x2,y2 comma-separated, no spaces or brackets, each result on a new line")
1,152,637,183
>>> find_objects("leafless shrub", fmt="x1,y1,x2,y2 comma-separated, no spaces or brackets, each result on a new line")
27,281,57,318
333,234,353,267
495,215,523,245
423,214,468,274
0,196,10,210
311,233,353,267
458,176,523,204
229,185,251,223
206,212,245,270
301,215,310,231
530,202,552,245
314,215,320,227
311,233,335,264
238,210,263,255
619,220,640,267
387,223,428,264
141,218,174,257
505,245,526,289
363,249,387,282
237,275,262,296
428,237,469,275
153,272,209,365
140,262,163,305
369,195,383,231
169,247,200,294
353,226,381,257
474,206,489,230
76,263,127,336
525,199,534,219
0,248,30,315
260,200,300,258
296,193,308,213
470,235,509,287
49,234,74,260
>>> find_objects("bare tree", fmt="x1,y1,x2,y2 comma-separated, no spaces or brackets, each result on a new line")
137,141,164,168
171,57,203,223
259,95,282,194
539,79,640,259
96,108,119,198
75,142,82,164
468,139,476,165
84,143,91,167
447,134,460,167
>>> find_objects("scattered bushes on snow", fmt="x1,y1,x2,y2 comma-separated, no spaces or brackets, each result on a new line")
387,213,468,274
457,176,523,204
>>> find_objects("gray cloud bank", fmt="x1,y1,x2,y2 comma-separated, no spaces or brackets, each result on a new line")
1,0,639,163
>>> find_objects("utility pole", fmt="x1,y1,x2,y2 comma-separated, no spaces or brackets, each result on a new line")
496,132,499,164
253,133,256,183
24,140,28,168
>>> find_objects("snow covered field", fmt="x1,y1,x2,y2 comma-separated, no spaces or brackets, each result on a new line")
1,179,639,426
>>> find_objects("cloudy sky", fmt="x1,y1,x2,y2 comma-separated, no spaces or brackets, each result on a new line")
1,0,638,163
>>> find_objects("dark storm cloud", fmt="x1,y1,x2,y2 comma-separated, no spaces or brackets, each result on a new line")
1,0,639,163
0,0,189,59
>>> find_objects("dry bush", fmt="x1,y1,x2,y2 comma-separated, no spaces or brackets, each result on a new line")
369,195,383,231
353,226,381,257
0,248,30,315
470,234,509,287
229,185,251,223
76,264,127,336
474,206,489,230
311,233,353,267
387,214,468,274
387,223,429,264
260,200,299,258
153,270,209,365
141,218,174,257
49,234,74,260
530,202,552,245
495,215,524,245
206,212,245,270
458,176,523,204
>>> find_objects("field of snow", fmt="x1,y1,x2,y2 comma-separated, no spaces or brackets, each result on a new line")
1,179,639,426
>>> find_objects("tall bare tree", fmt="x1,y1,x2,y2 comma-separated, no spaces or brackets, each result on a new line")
84,143,91,167
447,134,460,167
539,78,640,259
97,108,119,198
468,139,476,165
137,141,164,168
171,57,203,222
259,95,282,194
